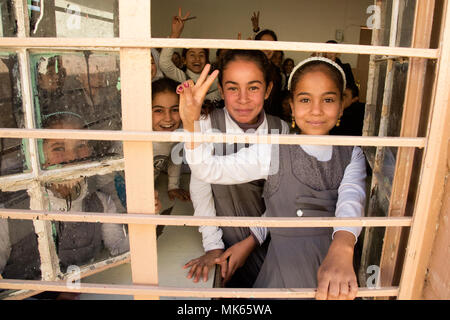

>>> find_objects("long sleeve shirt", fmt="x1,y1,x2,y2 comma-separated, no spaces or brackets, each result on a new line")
189,109,290,251
186,121,366,245
159,47,222,102
153,141,182,191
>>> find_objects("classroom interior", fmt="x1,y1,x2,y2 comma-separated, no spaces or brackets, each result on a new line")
0,0,449,300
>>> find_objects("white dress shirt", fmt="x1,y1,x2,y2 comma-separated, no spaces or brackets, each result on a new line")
189,109,289,251
186,115,366,247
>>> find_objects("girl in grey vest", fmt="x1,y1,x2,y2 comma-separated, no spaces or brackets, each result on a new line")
179,57,366,300
182,50,289,288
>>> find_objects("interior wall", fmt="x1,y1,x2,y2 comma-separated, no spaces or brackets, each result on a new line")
150,0,374,67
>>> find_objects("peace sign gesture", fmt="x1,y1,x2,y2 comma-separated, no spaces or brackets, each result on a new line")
171,7,191,38
251,11,260,33
177,64,219,133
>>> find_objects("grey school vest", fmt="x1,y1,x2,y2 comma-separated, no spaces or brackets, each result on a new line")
209,108,283,287
253,144,353,288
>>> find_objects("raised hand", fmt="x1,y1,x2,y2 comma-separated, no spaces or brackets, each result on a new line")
251,11,260,32
177,64,219,133
171,7,191,38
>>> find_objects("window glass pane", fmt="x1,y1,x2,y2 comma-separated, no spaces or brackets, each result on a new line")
30,52,122,168
0,190,41,282
151,0,415,46
42,174,129,274
0,0,16,37
0,53,27,176
30,0,119,38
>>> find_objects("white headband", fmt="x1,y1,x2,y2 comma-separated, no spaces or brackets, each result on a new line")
287,56,347,93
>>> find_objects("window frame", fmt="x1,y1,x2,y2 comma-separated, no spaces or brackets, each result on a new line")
0,0,448,300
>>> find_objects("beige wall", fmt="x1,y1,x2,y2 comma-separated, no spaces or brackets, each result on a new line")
151,0,374,67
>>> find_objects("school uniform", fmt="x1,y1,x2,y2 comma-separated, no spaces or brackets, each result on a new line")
189,108,289,287
254,144,354,288
186,136,366,288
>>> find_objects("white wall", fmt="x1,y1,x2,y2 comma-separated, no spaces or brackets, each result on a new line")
151,0,374,67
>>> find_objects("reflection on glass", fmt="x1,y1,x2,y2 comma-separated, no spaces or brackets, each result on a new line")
30,0,119,38
0,0,16,37
0,53,26,176
0,190,41,280
31,52,122,164
41,173,129,273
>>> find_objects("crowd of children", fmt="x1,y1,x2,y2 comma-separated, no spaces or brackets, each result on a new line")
0,7,368,300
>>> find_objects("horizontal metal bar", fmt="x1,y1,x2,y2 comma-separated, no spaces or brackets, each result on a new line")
0,279,399,298
0,208,412,227
0,128,426,148
0,37,439,58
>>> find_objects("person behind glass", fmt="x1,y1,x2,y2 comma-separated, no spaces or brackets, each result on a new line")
1,111,159,299
179,57,366,300
41,112,131,273
329,83,365,136
180,50,289,288
158,8,221,102
254,29,284,119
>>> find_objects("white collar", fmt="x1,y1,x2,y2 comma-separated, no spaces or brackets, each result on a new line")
300,144,333,162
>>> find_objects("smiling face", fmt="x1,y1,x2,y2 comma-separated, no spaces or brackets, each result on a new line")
183,49,207,74
219,59,272,125
290,69,343,135
152,90,181,131
43,119,92,168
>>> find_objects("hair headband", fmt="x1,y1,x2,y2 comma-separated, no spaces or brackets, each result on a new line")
41,111,88,128
287,56,347,92
42,111,83,121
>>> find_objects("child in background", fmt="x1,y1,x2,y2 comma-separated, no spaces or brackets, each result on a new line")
179,57,366,300
151,77,190,202
114,78,190,209
158,8,221,102
329,83,365,136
